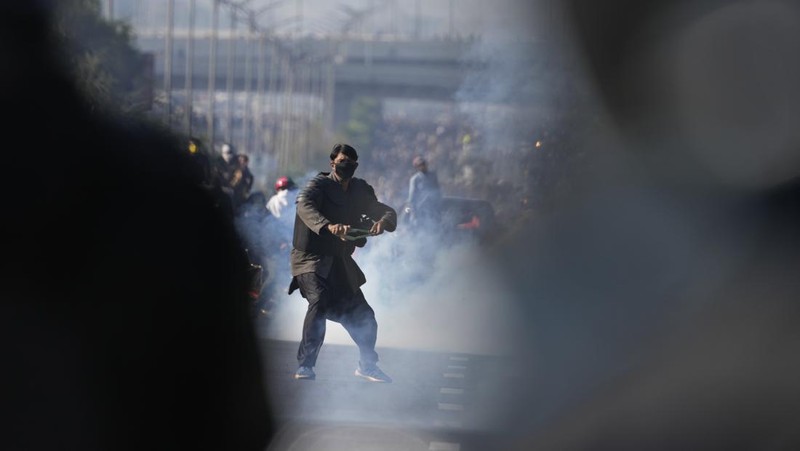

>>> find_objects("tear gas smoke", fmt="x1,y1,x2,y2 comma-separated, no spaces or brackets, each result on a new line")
260,213,525,357
242,1,562,352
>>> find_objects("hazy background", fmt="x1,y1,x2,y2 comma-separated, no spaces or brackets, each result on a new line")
68,1,800,447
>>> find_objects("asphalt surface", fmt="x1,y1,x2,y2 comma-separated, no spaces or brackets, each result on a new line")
258,339,520,451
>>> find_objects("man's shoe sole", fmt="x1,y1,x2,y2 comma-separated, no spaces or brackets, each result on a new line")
354,369,391,383
293,373,315,380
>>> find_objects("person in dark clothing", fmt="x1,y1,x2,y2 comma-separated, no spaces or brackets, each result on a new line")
1,3,273,450
188,136,236,221
231,153,255,212
288,143,397,382
212,142,238,197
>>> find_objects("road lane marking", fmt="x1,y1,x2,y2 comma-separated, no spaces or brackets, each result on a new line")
434,419,463,429
439,387,464,395
429,442,461,450
443,373,464,378
449,356,469,362
438,402,465,411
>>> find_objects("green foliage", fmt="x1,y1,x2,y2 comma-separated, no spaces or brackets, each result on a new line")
53,0,152,116
342,96,382,154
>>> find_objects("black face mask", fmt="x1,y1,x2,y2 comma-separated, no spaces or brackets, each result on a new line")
334,160,358,179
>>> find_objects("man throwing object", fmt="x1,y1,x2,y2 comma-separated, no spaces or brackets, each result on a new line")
289,143,397,383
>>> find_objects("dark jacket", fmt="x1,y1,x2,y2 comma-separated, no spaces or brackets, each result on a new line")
231,166,254,209
290,172,397,292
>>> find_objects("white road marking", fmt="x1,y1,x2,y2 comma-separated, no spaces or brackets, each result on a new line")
434,419,463,429
438,402,465,411
439,387,464,395
429,442,461,450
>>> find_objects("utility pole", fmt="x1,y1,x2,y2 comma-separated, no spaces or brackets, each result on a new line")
185,0,196,136
255,33,267,156
243,30,253,154
414,0,421,40
297,0,304,36
164,0,174,125
449,0,454,38
368,0,374,35
389,0,397,36
323,50,336,134
279,56,293,173
208,0,219,147
225,6,236,144
267,42,278,154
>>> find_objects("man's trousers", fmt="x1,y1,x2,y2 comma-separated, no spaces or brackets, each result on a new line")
294,268,379,369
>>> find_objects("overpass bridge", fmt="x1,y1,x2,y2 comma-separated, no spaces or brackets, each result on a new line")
134,34,507,128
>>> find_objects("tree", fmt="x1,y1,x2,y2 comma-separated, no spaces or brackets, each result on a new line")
342,96,382,153
53,0,153,116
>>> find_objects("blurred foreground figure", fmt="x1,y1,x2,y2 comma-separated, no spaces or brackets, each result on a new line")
502,1,800,449
0,2,272,450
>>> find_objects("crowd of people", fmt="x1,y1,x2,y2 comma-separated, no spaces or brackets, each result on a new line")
357,110,580,239
185,106,581,319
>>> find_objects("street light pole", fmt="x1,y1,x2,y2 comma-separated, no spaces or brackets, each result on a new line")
449,0,454,38
414,0,421,40
297,0,303,36
255,33,267,156
208,0,219,147
243,30,253,154
185,0,196,136
225,6,236,144
164,0,174,125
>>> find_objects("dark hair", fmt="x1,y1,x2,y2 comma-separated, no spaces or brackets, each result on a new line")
330,143,358,161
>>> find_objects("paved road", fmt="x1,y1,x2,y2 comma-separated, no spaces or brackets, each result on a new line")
258,339,520,451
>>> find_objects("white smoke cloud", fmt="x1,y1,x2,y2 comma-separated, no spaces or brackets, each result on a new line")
261,220,524,357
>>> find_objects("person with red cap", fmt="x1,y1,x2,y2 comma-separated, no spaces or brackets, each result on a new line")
266,175,298,221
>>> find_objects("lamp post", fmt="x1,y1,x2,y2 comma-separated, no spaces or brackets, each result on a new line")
185,0,196,136
224,6,236,144
208,0,219,147
164,0,174,125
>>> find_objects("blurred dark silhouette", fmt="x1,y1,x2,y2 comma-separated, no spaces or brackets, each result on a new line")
498,1,800,449
1,2,272,450
231,153,255,213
